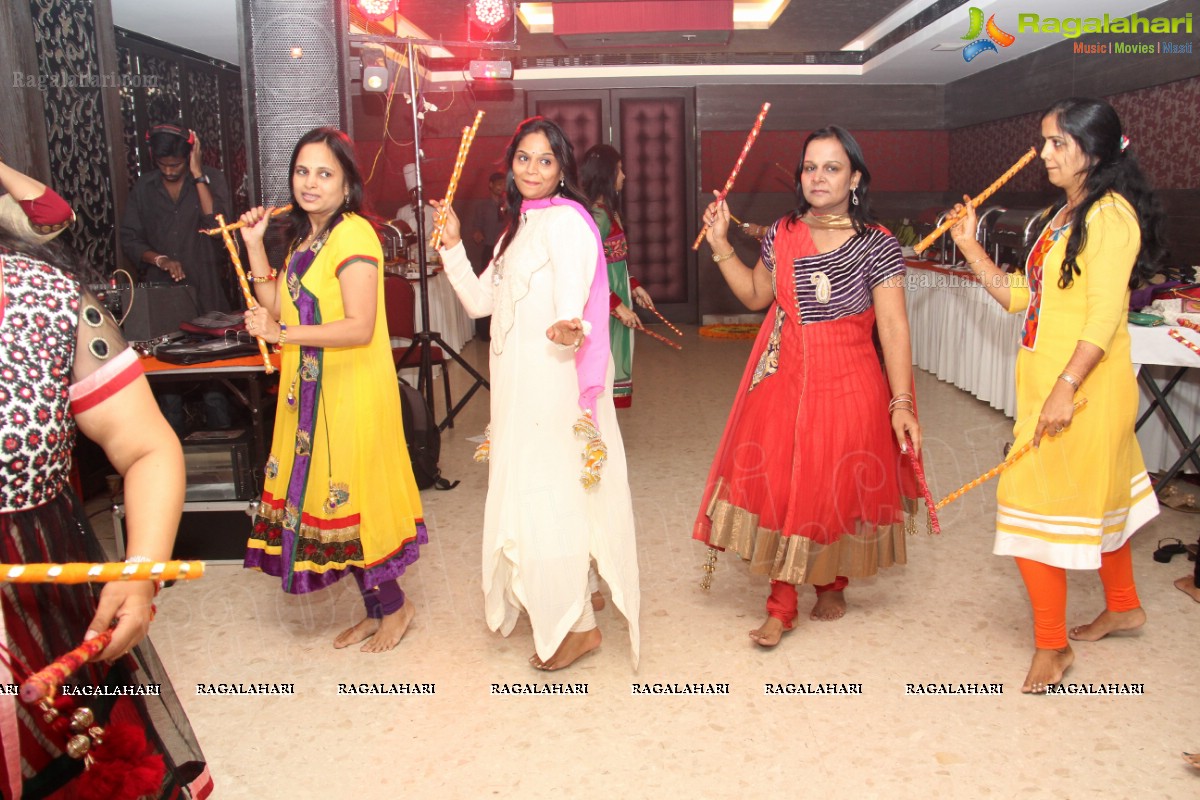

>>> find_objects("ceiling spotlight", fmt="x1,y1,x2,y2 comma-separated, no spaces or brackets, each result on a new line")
290,46,303,59
469,0,513,30
363,66,389,92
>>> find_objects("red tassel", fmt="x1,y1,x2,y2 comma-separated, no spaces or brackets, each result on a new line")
73,722,165,800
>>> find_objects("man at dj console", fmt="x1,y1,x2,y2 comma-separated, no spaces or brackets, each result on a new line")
120,124,233,433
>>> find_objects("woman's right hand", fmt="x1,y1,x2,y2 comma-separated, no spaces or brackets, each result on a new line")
703,193,732,253
431,199,460,249
239,205,272,248
948,195,979,249
614,303,642,329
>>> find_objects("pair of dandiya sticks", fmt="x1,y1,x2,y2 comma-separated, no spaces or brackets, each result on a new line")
1,560,204,702
692,103,1040,256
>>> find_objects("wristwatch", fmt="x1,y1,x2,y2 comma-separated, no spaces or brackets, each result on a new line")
193,174,211,185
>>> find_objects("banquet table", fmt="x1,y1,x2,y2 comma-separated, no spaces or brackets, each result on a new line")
386,266,475,353
904,260,1199,475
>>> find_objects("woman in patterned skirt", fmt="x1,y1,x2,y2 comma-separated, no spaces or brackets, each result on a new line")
949,97,1164,692
0,205,210,796
580,144,655,408
694,126,921,648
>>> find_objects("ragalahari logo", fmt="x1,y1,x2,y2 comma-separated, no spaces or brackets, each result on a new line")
961,7,1016,61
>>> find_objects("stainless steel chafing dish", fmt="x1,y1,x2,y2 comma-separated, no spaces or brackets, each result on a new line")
990,207,1049,269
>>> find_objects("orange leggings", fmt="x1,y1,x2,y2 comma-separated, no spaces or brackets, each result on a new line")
1014,541,1140,650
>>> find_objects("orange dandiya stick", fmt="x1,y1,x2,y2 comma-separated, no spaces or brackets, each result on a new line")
0,561,204,584
693,102,771,251
913,147,1038,254
935,397,1088,510
20,629,114,702
201,204,291,235
215,214,275,374
611,310,682,350
430,110,485,250
1168,327,1200,358
648,307,683,337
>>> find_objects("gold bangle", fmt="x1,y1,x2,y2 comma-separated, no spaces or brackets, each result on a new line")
966,254,989,268
1058,371,1080,390
277,323,288,346
250,269,277,284
712,250,736,263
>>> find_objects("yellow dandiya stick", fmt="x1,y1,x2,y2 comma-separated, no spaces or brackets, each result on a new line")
201,204,291,235
215,213,275,374
430,110,485,250
648,307,683,337
693,102,771,251
913,147,1038,254
0,561,204,584
934,397,1088,510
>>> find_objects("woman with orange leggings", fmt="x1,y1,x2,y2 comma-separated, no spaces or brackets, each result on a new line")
949,97,1165,693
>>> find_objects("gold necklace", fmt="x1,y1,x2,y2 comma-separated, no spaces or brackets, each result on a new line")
801,213,854,230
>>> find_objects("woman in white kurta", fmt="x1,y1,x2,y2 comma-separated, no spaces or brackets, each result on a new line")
435,117,640,670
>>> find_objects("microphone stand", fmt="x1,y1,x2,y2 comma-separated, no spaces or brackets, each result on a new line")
396,38,488,431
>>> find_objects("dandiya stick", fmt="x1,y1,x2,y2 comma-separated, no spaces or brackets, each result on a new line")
935,397,1088,510
913,147,1038,254
430,110,485,250
648,307,683,337
215,213,275,374
201,205,291,235
612,311,682,350
692,102,771,251
905,435,940,534
0,561,204,584
20,630,113,702
1168,328,1200,358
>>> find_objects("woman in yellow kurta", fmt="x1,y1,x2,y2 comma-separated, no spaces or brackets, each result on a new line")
950,98,1165,693
238,128,426,653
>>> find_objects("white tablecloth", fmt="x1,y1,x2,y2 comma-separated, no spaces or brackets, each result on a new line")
905,263,1199,472
410,272,474,353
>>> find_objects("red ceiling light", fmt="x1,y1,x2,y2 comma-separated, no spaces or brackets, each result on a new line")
355,0,397,22
468,0,513,31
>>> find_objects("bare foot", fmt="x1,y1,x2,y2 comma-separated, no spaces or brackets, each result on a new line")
361,602,415,653
591,591,605,612
810,591,846,621
1174,576,1200,603
333,617,379,649
1183,752,1200,769
530,628,601,671
332,603,415,653
1068,607,1146,641
748,616,789,648
1021,646,1074,694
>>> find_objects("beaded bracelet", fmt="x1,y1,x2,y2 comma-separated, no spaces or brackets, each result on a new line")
250,269,277,284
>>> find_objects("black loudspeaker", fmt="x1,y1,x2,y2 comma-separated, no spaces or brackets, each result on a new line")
118,284,200,342
240,0,352,205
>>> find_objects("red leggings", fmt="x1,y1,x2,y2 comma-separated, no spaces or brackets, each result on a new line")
766,577,848,628
1014,541,1140,650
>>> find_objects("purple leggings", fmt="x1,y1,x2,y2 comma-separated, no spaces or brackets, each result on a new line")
354,572,406,619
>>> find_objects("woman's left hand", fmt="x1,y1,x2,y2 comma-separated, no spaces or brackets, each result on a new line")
87,581,156,662
891,409,921,457
1033,382,1076,447
244,306,282,343
631,286,655,310
547,318,585,349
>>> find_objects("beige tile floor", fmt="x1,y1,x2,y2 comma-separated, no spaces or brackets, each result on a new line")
93,325,1199,799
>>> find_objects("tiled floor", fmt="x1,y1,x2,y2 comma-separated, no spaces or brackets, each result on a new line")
93,325,1200,799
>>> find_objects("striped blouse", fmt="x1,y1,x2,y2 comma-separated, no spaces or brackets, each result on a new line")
762,222,905,324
